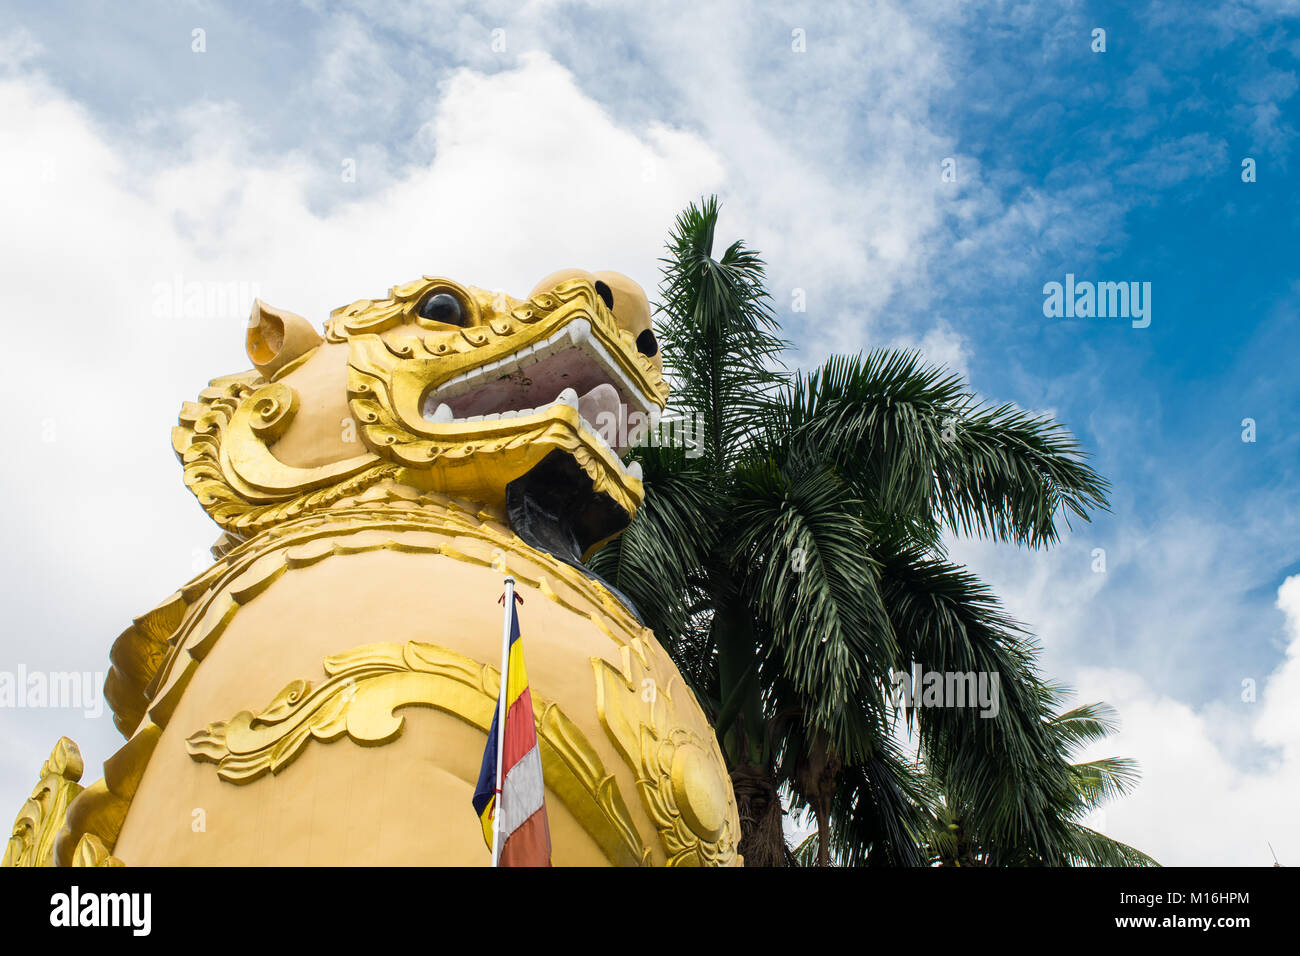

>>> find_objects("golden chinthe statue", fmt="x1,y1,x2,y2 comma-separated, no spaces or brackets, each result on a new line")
5,270,742,867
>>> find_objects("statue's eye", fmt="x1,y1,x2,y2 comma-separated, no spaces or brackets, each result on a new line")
636,329,658,358
418,292,465,326
594,280,614,311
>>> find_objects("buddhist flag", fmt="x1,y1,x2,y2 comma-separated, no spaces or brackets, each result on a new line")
471,580,552,866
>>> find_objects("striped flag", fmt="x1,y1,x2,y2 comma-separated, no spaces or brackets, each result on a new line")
471,582,552,866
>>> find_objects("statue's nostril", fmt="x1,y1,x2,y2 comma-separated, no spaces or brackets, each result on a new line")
636,329,658,358
593,280,614,311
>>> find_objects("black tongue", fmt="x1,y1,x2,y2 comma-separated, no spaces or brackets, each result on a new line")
505,450,643,624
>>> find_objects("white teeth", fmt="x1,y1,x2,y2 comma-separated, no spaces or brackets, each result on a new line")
627,461,643,481
568,318,591,345
421,313,658,428
484,412,500,421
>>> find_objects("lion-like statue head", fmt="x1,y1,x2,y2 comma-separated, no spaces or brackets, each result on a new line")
175,269,668,561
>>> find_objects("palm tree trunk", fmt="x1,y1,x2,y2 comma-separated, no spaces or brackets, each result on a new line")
730,764,786,866
798,732,841,866
814,800,831,866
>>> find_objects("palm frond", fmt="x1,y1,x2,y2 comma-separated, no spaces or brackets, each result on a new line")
729,453,897,752
875,543,1077,860
657,196,789,472
1049,701,1122,750
1064,823,1160,867
822,745,934,867
775,351,1110,548
1069,757,1142,810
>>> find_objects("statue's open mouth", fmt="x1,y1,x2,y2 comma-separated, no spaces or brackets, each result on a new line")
419,316,657,475
403,306,660,580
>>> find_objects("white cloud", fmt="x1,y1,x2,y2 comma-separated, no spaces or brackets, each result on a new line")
1073,569,1300,866
1257,575,1300,759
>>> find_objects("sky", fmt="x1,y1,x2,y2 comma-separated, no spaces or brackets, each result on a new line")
0,0,1297,866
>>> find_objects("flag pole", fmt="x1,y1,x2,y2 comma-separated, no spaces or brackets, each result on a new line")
491,574,515,868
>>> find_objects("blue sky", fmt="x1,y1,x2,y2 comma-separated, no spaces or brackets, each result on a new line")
0,0,1296,864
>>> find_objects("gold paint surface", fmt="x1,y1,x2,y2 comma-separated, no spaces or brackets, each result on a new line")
63,500,732,865
593,639,742,866
186,640,649,866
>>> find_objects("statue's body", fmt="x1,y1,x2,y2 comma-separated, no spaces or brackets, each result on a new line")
5,270,741,867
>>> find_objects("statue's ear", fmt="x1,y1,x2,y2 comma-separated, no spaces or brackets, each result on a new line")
246,299,322,378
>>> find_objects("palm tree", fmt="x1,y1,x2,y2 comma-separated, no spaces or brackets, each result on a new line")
926,698,1157,866
590,196,1149,866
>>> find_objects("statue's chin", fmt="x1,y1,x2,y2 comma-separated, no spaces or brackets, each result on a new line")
506,449,643,621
